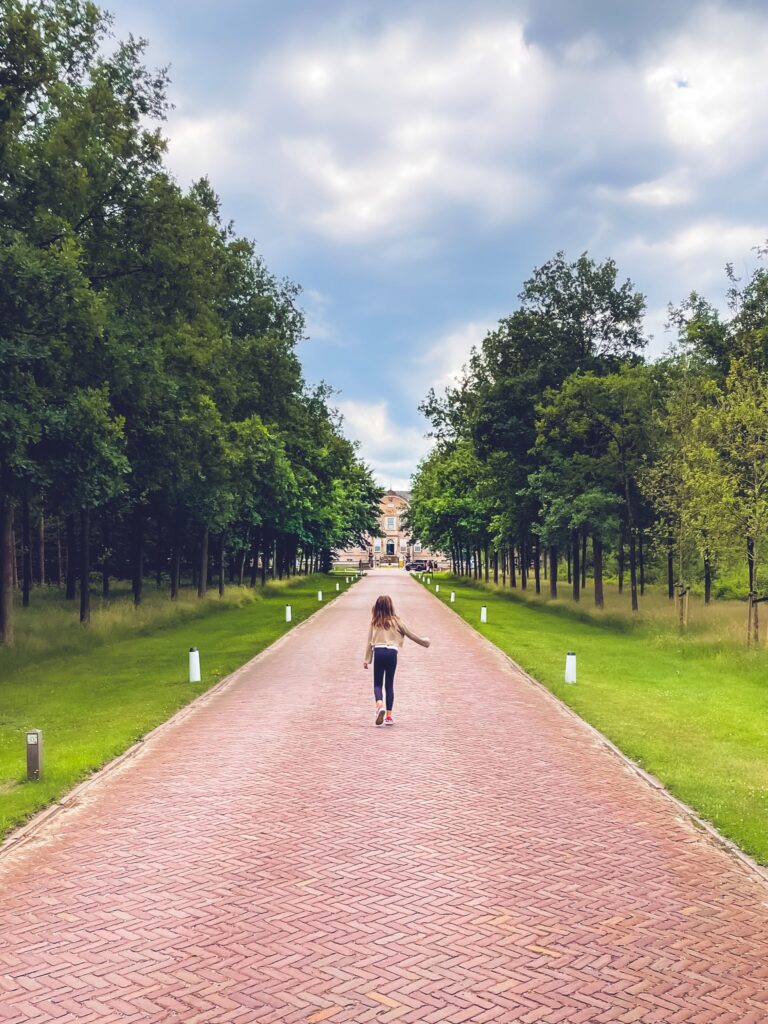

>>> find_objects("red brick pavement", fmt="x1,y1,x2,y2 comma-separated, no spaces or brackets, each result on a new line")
2,571,768,1024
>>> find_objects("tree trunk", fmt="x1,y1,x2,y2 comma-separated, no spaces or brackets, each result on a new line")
581,533,587,591
747,537,756,644
493,550,499,585
571,529,580,602
250,529,260,587
261,530,269,586
0,493,14,646
65,513,77,600
21,495,31,608
520,539,527,590
566,544,571,584
131,506,144,607
155,513,164,589
534,537,541,594
638,531,645,595
79,508,90,625
593,535,604,608
484,545,490,583
549,544,558,598
37,508,45,586
501,548,506,586
57,521,63,586
629,529,639,612
618,527,625,594
198,526,209,598
509,539,517,588
704,551,712,605
102,511,111,599
170,511,181,600
238,547,246,587
218,533,225,597
667,539,674,600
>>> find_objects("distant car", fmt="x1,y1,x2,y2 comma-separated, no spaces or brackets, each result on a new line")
406,560,428,572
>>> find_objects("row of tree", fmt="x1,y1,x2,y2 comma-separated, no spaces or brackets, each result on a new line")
408,248,768,643
0,0,381,644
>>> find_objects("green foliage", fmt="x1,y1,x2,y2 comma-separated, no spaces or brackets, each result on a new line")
0,1,380,642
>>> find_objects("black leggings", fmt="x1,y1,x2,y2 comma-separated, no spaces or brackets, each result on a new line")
373,647,398,711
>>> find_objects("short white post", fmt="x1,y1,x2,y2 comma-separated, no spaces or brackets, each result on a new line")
345,577,349,583
565,651,577,684
189,647,201,683
450,592,455,603
336,582,340,591
480,605,487,623
435,584,440,593
285,605,292,622
317,590,323,602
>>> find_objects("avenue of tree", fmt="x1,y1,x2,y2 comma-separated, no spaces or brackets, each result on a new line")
0,0,382,645
408,248,768,644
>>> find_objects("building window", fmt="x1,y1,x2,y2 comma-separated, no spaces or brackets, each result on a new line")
386,516,396,530
414,541,422,553
374,539,381,552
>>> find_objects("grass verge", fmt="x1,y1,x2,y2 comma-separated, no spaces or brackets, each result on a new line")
421,574,768,865
0,574,353,841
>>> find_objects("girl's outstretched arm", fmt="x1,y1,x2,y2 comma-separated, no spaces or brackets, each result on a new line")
400,622,430,648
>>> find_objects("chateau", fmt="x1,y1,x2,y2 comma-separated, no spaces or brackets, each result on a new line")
334,489,445,568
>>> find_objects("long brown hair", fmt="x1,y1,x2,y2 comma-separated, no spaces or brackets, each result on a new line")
371,595,401,630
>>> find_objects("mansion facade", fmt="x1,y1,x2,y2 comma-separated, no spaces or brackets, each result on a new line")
335,490,445,568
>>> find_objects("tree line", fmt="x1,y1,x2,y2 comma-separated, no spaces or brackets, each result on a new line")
0,0,381,645
408,248,768,643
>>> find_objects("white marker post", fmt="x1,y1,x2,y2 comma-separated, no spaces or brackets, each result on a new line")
285,605,292,623
435,584,440,593
480,606,487,623
317,591,323,602
336,582,340,591
565,651,577,684
450,592,455,603
189,647,201,683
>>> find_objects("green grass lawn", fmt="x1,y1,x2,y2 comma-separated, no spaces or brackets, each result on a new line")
0,574,354,841
421,573,768,864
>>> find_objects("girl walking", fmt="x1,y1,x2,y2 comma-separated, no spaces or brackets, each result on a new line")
363,595,430,726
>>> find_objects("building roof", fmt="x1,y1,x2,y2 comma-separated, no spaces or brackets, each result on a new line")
385,489,412,502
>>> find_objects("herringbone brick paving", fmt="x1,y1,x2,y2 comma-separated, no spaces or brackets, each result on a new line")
2,572,768,1023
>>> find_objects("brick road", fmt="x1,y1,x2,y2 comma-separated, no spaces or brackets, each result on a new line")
2,571,768,1023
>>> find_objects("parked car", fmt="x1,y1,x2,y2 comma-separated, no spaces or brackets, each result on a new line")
405,560,428,572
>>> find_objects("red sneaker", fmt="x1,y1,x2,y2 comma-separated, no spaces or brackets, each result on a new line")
384,715,394,726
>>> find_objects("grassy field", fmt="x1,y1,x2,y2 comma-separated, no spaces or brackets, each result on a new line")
421,573,768,864
0,574,353,841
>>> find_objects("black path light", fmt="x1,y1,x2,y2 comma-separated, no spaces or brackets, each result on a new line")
26,730,43,781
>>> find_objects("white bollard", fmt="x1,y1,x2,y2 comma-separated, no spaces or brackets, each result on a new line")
480,606,487,623
336,582,340,591
435,584,440,593
450,592,455,603
285,605,292,622
317,591,323,602
189,647,201,683
345,577,349,583
565,651,577,684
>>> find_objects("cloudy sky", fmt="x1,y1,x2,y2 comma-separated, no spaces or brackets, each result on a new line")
107,0,768,488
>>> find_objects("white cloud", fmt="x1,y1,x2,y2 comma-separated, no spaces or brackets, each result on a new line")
336,399,432,488
644,8,768,168
165,19,551,244
162,4,768,259
413,319,493,398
